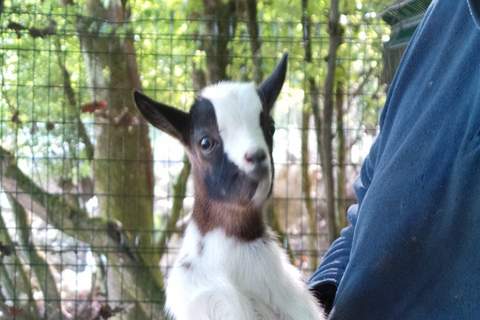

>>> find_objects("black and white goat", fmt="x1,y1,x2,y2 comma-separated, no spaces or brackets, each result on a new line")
134,54,325,320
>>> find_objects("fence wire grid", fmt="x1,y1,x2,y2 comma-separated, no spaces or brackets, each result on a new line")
0,1,389,319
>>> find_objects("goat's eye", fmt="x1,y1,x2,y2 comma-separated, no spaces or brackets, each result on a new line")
199,136,215,153
269,121,275,135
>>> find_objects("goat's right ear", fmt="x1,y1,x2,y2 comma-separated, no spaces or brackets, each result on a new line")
133,90,190,144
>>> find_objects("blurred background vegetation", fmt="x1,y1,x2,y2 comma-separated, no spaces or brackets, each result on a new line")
0,0,425,318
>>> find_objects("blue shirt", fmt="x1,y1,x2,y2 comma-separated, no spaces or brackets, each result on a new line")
309,1,480,319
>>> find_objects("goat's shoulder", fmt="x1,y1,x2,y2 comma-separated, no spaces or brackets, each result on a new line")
166,223,324,319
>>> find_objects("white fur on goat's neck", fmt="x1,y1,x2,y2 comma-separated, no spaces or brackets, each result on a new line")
201,82,272,205
165,222,325,320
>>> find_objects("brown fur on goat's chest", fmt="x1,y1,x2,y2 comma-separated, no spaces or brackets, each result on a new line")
192,194,266,241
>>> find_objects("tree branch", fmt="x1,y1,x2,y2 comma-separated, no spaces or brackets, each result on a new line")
350,66,375,97
6,20,56,38
7,195,62,318
0,146,165,316
0,209,40,317
266,204,295,264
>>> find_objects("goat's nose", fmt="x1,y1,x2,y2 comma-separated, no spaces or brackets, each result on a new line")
244,150,267,164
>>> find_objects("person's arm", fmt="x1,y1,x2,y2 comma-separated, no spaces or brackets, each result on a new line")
309,137,379,313
308,206,356,313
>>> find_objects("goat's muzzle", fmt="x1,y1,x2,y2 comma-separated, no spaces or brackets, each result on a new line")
247,163,269,182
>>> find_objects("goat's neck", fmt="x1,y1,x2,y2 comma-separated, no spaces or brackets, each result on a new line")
192,193,266,241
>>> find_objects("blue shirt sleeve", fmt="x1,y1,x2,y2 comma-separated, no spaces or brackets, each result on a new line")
309,136,378,289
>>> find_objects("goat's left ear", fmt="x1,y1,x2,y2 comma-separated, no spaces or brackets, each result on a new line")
133,90,190,144
258,53,288,113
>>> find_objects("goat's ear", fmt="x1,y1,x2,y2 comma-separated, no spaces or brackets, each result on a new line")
258,53,288,113
133,90,190,144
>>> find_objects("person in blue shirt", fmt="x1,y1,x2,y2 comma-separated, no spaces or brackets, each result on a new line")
309,1,480,319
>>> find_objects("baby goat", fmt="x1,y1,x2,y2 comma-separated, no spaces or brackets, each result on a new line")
134,54,325,320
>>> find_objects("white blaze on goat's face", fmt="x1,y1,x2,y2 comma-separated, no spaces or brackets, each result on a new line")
201,82,272,205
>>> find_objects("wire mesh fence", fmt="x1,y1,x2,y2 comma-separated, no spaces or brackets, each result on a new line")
0,1,389,319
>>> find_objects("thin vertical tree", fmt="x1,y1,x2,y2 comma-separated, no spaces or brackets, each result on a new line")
201,0,237,83
335,80,347,230
245,0,263,84
314,0,343,242
301,0,321,270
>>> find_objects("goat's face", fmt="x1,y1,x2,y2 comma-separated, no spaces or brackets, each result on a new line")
134,54,287,208
190,82,275,206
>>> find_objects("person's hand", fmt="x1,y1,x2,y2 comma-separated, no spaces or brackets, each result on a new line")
311,281,337,315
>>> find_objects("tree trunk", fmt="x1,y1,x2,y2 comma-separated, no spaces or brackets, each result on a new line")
245,0,263,84
54,38,94,161
76,1,159,318
302,0,321,269
335,81,347,231
202,0,236,83
301,110,318,271
78,0,154,248
320,0,343,243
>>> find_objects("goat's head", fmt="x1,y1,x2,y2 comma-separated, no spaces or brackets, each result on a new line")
134,54,287,211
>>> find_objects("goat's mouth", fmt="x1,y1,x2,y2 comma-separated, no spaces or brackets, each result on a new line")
246,164,269,182
229,169,267,204
203,161,270,204
245,165,271,205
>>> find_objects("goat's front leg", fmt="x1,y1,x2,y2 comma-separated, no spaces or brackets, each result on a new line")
264,263,326,320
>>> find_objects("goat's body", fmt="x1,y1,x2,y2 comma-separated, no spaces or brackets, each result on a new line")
134,54,325,319
166,222,325,320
